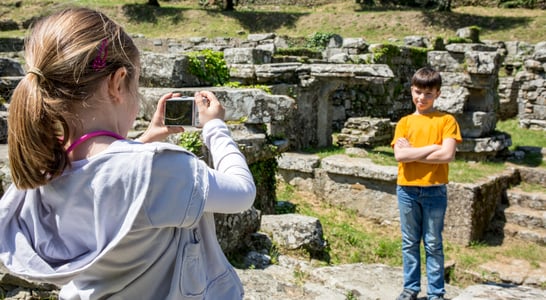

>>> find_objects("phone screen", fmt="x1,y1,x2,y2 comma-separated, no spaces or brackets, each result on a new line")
164,97,194,126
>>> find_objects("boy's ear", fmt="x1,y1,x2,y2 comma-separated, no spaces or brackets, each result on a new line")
107,67,128,103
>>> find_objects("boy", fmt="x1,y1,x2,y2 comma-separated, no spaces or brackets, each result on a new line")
391,66,462,300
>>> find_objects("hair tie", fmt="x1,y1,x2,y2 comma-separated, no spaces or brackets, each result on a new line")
27,66,46,84
92,38,108,71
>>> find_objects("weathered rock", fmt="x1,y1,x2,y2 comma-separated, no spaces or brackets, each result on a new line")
139,52,204,87
453,284,546,300
260,214,326,253
0,58,24,76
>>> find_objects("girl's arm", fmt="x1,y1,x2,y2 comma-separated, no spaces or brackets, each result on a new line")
203,119,256,213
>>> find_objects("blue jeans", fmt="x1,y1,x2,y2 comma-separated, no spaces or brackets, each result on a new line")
397,185,447,299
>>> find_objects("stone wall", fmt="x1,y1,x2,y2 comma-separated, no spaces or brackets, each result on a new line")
277,152,528,246
515,42,546,130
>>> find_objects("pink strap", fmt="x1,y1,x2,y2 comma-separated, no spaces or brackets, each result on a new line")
66,130,125,154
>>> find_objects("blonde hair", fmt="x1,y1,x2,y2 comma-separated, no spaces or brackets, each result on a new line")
8,7,139,189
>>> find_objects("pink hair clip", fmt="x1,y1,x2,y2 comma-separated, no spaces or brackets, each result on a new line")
91,38,108,71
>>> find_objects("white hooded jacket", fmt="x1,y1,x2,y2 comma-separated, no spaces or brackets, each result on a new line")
0,119,256,299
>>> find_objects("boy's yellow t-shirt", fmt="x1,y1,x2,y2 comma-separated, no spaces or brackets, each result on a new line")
391,111,462,186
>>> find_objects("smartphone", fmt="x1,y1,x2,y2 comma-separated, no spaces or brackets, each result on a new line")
164,97,198,126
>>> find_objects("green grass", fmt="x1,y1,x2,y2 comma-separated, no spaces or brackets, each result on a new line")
497,118,546,168
516,182,546,194
277,177,546,288
276,182,403,267
1,1,546,44
302,145,346,159
497,118,546,150
449,160,507,183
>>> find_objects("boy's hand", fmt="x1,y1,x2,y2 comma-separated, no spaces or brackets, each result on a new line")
137,93,185,143
395,137,412,148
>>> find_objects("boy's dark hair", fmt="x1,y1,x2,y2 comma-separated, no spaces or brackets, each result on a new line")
411,66,442,90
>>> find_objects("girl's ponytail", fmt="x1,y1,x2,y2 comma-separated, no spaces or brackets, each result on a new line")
8,69,69,189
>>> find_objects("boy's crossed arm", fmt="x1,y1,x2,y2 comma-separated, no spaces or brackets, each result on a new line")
394,137,457,164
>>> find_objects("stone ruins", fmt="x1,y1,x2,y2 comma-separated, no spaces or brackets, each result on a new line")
0,28,545,298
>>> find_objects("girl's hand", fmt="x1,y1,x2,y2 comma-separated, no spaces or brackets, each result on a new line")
194,91,225,127
137,93,184,143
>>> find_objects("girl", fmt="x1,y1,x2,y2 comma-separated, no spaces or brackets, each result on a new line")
0,7,255,300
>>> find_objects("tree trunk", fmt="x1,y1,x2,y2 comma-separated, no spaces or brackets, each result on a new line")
224,0,234,11
436,0,451,11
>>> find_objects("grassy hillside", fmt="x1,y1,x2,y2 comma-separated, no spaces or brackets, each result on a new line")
1,0,545,44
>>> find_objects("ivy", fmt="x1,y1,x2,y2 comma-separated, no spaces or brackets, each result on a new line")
249,158,278,214
187,49,230,86
371,43,400,65
178,130,204,157
305,31,336,50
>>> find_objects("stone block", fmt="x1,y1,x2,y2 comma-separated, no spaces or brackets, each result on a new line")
428,51,465,72
139,52,203,88
457,111,497,138
254,63,302,84
445,170,518,245
465,51,501,75
224,47,272,65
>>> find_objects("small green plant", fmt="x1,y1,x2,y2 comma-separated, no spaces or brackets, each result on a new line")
269,242,281,265
187,49,229,86
178,130,203,156
293,264,310,285
305,31,336,50
346,290,357,300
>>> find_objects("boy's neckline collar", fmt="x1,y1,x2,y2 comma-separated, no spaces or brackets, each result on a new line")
414,108,437,115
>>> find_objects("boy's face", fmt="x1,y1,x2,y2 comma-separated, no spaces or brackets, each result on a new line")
411,86,440,114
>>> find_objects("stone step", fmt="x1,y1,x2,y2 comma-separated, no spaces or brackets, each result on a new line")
507,189,546,211
504,205,545,230
504,223,546,245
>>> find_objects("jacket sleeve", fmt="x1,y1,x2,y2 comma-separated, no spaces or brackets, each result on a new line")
201,119,256,213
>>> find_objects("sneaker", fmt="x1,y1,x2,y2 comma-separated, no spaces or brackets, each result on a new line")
429,296,445,300
396,289,418,300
